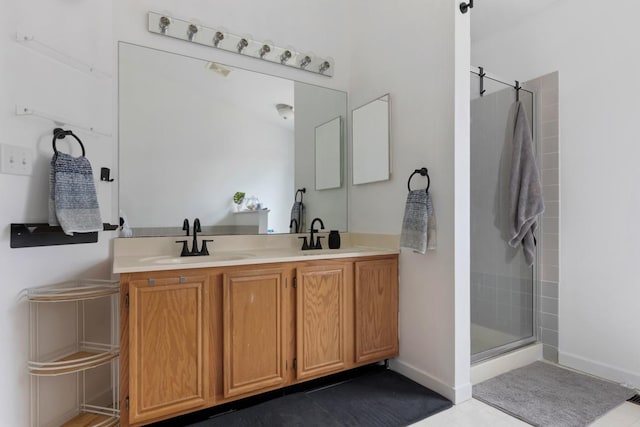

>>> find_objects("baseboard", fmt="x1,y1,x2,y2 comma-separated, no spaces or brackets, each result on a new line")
389,359,471,404
559,350,640,389
471,343,542,385
453,381,473,403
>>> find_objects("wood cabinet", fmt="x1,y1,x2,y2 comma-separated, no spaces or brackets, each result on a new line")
296,263,350,380
354,258,399,363
127,274,208,425
121,255,397,426
223,268,287,397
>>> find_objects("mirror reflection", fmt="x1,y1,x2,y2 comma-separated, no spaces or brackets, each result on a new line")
118,42,347,236
315,116,342,190
352,94,390,185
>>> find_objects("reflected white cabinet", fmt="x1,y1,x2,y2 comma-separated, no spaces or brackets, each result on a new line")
233,209,270,234
27,279,120,427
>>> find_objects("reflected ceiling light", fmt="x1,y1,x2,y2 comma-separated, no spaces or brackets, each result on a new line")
276,103,294,120
205,62,231,77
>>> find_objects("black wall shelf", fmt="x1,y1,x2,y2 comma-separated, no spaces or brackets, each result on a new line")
10,223,118,248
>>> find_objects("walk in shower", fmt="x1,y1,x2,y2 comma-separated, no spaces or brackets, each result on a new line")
470,67,538,362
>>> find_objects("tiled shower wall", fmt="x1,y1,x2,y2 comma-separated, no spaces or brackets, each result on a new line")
525,72,560,362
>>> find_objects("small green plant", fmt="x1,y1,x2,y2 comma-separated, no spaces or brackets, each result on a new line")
233,192,246,204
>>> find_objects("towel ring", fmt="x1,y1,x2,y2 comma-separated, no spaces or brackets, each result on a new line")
295,188,306,203
52,128,85,157
407,167,430,193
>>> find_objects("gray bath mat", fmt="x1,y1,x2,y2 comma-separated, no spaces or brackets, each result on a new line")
473,361,636,427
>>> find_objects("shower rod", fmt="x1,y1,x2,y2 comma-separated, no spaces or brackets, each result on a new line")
470,66,534,97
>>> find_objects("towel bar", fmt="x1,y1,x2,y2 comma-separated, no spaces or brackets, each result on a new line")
10,223,118,248
53,128,85,157
407,168,430,193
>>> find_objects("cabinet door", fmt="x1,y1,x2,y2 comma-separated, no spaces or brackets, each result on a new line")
296,264,348,380
223,268,286,398
354,258,399,363
129,275,207,424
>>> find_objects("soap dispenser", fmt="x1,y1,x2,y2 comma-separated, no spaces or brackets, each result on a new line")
328,230,341,249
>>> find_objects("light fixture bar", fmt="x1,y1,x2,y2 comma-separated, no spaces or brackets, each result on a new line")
147,12,334,77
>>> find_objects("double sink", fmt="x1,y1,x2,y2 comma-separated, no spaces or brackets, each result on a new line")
138,247,368,265
114,246,393,273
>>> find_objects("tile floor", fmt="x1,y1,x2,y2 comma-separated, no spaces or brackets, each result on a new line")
410,399,640,426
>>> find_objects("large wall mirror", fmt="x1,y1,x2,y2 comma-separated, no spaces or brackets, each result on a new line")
118,42,347,236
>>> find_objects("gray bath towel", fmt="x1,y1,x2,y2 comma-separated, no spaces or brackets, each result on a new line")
290,201,304,233
508,101,544,266
49,152,102,235
400,190,437,254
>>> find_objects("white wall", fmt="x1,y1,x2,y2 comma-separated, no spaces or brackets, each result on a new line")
348,0,471,402
0,0,115,424
472,0,640,387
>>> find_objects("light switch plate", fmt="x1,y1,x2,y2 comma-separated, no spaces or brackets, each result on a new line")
1,143,34,176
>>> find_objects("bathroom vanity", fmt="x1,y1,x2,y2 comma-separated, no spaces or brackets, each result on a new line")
114,236,399,426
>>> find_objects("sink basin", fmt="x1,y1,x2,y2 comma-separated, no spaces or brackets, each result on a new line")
140,252,255,265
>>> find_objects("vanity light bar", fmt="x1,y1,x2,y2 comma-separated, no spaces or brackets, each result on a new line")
147,12,334,77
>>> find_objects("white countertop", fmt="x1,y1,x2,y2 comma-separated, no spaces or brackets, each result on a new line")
113,234,399,273
113,246,398,273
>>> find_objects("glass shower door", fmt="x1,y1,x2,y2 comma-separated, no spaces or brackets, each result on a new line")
470,75,537,362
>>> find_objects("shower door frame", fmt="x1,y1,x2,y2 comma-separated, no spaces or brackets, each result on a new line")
471,271,539,364
469,68,540,364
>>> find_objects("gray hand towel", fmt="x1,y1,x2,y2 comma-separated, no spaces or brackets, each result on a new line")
400,190,437,254
508,101,544,266
290,201,304,233
49,152,102,236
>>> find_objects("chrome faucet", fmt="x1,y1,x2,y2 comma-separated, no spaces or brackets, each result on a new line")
176,217,212,256
309,217,325,249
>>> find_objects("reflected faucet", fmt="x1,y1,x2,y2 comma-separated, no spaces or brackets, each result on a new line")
309,217,325,249
289,218,299,233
